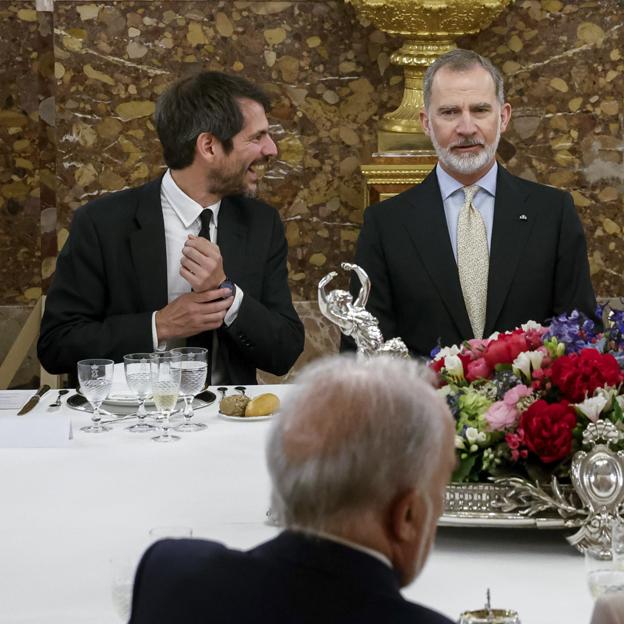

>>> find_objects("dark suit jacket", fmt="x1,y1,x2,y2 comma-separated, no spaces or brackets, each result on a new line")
342,166,596,357
129,531,454,624
37,177,304,383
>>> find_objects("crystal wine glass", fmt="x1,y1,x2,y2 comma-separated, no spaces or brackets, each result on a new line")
150,351,182,443
123,353,156,433
77,358,114,433
171,347,208,432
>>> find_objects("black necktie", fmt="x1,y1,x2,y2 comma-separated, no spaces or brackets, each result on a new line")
187,208,214,383
197,208,212,241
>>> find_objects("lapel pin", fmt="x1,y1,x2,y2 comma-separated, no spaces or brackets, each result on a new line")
519,214,528,221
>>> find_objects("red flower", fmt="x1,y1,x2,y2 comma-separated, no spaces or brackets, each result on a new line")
465,358,492,382
550,349,622,403
483,331,529,367
519,400,577,463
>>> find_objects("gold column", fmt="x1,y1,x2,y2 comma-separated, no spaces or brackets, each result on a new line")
347,0,513,204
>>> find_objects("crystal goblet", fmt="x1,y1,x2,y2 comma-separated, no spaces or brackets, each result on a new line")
77,358,114,433
123,353,156,432
171,347,208,432
150,351,182,443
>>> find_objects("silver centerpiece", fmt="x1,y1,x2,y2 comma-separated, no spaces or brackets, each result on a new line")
318,264,624,553
318,263,408,357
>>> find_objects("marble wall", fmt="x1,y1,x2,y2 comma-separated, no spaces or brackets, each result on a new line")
0,0,622,385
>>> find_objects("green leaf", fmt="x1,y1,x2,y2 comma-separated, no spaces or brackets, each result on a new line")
452,454,477,482
612,399,624,423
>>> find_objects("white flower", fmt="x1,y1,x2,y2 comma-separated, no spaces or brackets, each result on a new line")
574,395,609,422
521,320,545,332
465,427,486,445
444,354,464,379
512,350,544,379
455,435,465,449
435,344,461,361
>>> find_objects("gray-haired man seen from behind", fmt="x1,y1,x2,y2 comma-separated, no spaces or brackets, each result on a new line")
129,354,456,623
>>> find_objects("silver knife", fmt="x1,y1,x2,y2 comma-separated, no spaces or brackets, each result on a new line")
17,385,51,415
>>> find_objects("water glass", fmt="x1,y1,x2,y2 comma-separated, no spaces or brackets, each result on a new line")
613,517,624,571
150,351,182,443
77,359,114,433
586,546,624,598
123,353,156,433
171,347,208,432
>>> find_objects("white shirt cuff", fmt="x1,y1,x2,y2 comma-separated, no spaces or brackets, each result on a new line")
224,285,244,327
151,311,168,351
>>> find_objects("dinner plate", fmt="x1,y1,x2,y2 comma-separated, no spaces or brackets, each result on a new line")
69,391,217,416
218,412,273,422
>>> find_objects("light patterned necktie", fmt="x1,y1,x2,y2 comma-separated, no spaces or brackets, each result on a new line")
457,185,489,339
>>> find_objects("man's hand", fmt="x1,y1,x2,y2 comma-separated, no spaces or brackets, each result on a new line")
180,235,226,292
155,288,234,342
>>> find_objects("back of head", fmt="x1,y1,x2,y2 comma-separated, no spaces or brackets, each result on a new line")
266,354,450,533
155,71,270,169
423,48,505,109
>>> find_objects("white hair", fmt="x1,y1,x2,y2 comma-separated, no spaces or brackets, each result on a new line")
266,354,450,532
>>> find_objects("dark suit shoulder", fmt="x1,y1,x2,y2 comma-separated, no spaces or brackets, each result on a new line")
72,178,159,225
501,168,572,202
224,193,282,222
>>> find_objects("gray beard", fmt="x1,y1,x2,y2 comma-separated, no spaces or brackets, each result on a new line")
430,124,500,176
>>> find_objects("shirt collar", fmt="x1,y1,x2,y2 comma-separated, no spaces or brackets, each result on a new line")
435,161,498,200
161,169,221,227
299,529,393,569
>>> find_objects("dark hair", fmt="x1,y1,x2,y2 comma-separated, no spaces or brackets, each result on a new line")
155,71,271,169
423,49,505,110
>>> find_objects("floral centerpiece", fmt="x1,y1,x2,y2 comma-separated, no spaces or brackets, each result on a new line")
430,308,624,485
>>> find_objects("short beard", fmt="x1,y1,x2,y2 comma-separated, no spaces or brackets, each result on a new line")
430,122,500,177
207,164,257,199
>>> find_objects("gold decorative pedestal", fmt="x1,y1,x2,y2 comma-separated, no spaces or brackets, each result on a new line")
347,0,513,199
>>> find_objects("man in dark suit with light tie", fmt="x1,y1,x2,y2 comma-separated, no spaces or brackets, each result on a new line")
343,49,596,357
38,72,304,384
129,355,457,624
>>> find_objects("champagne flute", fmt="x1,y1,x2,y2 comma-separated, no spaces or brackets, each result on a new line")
171,347,208,432
123,353,156,432
77,359,114,433
150,351,182,443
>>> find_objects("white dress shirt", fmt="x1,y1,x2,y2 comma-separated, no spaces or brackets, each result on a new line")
436,161,498,261
150,169,244,382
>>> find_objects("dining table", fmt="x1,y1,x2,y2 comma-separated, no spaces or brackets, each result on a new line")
0,384,593,624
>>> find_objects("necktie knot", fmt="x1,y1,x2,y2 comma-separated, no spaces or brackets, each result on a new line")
463,185,479,206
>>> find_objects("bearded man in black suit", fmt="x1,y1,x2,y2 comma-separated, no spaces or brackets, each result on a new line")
343,49,596,357
129,355,457,624
38,72,304,384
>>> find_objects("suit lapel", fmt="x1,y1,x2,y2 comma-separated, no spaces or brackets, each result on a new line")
130,176,169,312
485,166,535,335
217,196,247,282
404,171,473,339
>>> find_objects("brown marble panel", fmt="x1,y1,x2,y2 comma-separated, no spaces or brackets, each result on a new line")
0,2,43,306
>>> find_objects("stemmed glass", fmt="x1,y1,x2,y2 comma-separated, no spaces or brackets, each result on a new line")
123,353,156,433
77,358,114,433
150,351,182,443
171,347,208,432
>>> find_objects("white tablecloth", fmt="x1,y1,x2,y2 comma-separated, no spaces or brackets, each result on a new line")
0,386,592,623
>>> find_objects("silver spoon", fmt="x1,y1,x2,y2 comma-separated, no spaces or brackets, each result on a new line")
49,389,70,407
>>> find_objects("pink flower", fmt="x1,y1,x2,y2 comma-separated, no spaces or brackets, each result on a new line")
466,338,489,359
485,401,519,431
503,384,531,407
465,357,492,382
